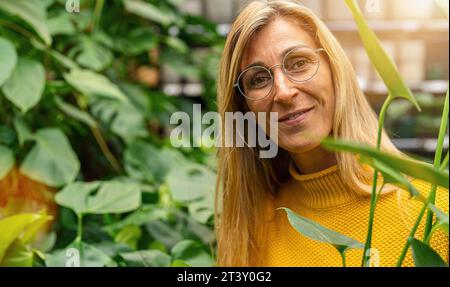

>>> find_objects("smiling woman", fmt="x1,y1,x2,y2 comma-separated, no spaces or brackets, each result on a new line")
214,0,448,267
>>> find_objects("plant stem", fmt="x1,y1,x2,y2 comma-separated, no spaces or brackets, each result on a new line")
73,93,122,173
76,214,83,244
440,151,449,170
92,0,105,31
423,88,448,241
361,96,393,267
396,203,427,266
341,251,347,267
0,19,37,41
423,222,437,245
75,214,84,266
397,88,448,266
90,126,123,173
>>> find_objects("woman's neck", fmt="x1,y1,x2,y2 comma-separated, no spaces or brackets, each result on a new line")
290,147,337,174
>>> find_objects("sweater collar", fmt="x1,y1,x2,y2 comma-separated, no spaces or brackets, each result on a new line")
287,160,364,209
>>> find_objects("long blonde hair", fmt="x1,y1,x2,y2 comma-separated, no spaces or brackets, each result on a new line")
215,0,402,266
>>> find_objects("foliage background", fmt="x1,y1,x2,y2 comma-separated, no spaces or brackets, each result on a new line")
0,0,222,267
0,0,448,267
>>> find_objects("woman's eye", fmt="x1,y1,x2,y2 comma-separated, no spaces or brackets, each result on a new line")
290,58,308,70
249,76,270,88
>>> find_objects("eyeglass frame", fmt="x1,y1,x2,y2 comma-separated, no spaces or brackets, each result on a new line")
233,47,326,101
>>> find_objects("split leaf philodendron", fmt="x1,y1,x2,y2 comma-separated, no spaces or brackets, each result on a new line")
0,0,221,268
55,181,142,215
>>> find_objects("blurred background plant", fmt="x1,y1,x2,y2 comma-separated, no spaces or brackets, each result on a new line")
0,0,223,267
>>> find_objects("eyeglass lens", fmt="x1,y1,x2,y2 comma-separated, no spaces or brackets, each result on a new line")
238,47,321,100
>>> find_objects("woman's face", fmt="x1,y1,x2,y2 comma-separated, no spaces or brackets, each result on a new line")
240,17,335,154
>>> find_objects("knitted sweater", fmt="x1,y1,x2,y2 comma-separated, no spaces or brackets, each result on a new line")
255,163,449,267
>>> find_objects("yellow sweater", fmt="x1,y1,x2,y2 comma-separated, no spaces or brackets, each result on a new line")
256,163,449,267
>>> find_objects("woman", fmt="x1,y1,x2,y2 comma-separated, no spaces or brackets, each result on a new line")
214,0,448,267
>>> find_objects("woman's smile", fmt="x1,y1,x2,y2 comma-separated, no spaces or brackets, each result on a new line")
278,106,314,127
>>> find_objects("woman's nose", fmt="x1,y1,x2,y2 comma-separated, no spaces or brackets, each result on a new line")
272,68,297,103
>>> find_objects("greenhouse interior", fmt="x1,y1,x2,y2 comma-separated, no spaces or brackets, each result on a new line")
0,0,448,269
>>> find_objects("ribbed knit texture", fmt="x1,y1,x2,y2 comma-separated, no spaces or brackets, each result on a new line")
256,163,449,267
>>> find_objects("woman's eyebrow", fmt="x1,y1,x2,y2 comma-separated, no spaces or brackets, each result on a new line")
242,44,310,71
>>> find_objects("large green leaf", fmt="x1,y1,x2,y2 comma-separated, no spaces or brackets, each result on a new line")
0,212,52,263
90,99,148,143
322,138,449,189
344,0,420,110
20,128,80,187
55,181,141,215
71,35,113,71
170,240,213,267
166,163,215,224
0,0,52,45
410,238,448,267
119,250,171,267
47,11,75,36
167,164,216,202
123,0,173,26
63,69,128,103
0,145,14,180
1,58,45,113
54,97,97,128
0,37,17,86
124,141,171,183
46,241,114,267
279,208,364,254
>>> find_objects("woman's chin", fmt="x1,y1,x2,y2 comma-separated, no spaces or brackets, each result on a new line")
278,129,323,151
278,138,321,154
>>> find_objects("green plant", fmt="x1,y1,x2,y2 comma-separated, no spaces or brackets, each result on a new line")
0,0,222,267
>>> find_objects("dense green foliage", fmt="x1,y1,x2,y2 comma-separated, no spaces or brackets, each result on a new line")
0,0,447,268
0,0,222,267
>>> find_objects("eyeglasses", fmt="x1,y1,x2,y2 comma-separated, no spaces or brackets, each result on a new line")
234,46,325,101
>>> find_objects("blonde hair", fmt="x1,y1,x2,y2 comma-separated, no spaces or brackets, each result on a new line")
215,0,402,266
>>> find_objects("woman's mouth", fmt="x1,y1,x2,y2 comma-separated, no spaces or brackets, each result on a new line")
278,107,314,127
